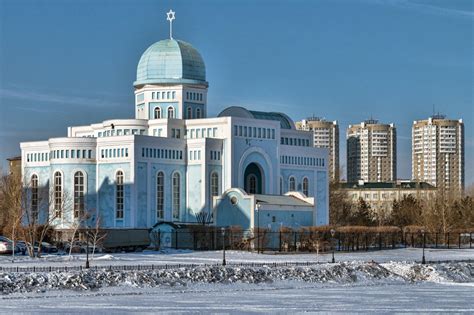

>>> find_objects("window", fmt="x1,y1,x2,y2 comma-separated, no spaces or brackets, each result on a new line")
303,177,309,196
279,177,283,195
248,174,257,194
167,106,174,118
289,177,296,191
187,107,192,119
73,171,85,218
116,171,124,219
167,91,170,99
31,175,38,220
196,108,201,118
54,172,62,218
172,91,176,99
172,172,180,220
156,172,164,220
210,172,219,205
154,107,161,119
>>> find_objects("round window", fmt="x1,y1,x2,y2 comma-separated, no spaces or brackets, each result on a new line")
230,196,238,205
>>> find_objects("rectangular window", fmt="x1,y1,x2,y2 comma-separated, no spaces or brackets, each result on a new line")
65,150,69,158
88,150,92,159
272,129,275,139
239,126,243,136
258,128,261,138
198,150,201,160
142,148,145,157
125,148,129,157
244,126,247,137
213,128,217,137
83,150,86,158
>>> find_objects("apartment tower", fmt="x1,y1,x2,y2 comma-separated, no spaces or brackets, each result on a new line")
412,115,464,193
296,117,339,181
347,119,396,183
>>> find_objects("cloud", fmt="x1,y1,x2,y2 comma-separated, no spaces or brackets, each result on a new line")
365,0,474,19
0,87,123,111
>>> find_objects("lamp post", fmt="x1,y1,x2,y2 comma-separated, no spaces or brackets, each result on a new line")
256,203,261,254
421,229,426,265
330,228,336,263
221,227,226,266
85,226,90,269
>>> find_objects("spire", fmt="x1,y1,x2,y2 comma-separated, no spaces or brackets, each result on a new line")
166,9,176,39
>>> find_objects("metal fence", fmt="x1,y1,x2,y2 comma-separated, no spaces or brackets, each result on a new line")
151,230,474,253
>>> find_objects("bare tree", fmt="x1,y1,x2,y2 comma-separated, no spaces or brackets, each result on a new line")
89,215,107,259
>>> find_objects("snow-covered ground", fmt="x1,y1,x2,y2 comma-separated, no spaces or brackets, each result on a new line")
1,247,473,267
1,249,473,313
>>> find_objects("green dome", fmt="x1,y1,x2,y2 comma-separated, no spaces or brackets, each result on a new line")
134,39,207,87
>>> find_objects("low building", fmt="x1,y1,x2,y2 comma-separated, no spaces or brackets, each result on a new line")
341,180,436,215
6,156,21,177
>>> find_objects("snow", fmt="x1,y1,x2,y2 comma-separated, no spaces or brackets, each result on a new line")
1,248,473,312
1,248,473,268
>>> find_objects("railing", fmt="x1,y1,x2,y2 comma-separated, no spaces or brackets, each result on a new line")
150,230,474,253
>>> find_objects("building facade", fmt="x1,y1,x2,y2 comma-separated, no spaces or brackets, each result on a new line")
341,180,436,218
412,115,464,193
296,117,339,181
347,120,396,183
20,31,329,232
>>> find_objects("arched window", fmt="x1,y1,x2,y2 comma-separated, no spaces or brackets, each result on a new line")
279,176,283,195
73,171,85,218
156,172,164,220
54,171,62,218
116,171,124,219
289,176,296,192
210,172,219,205
248,174,257,194
167,106,174,119
303,177,309,196
154,107,161,119
31,174,38,220
196,108,201,119
172,172,180,220
187,107,192,119
167,91,170,99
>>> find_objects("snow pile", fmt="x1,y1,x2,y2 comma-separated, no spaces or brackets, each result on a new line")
0,262,472,295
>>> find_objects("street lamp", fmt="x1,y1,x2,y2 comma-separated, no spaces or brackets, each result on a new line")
85,227,90,269
421,229,426,265
256,203,261,254
330,228,336,263
221,227,226,266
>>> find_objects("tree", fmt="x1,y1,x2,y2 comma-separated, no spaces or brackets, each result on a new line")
329,180,352,225
390,195,422,228
352,198,373,226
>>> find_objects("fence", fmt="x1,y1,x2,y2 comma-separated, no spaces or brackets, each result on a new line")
151,230,474,253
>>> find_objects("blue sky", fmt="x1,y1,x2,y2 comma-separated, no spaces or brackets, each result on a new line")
0,0,473,184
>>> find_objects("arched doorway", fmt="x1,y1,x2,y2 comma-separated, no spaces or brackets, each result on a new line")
244,163,263,194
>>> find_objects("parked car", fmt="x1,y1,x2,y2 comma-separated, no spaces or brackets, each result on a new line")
34,242,58,254
64,241,96,254
15,241,28,255
0,237,13,254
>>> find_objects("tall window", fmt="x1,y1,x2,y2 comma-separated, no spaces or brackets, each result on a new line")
279,177,283,195
248,174,257,194
210,172,219,205
54,172,62,218
172,172,180,220
303,177,309,196
154,107,161,119
167,107,174,118
187,107,192,119
289,176,296,191
156,172,164,220
31,174,38,220
196,108,201,118
73,171,85,218
116,171,124,219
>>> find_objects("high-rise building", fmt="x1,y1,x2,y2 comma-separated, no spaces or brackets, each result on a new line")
347,119,396,183
412,115,464,193
296,117,339,181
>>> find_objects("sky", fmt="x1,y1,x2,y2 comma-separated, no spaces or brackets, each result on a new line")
0,0,473,184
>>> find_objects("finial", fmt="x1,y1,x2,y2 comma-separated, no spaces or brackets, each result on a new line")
166,9,176,39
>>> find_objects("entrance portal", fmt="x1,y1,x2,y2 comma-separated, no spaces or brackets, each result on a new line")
244,163,263,194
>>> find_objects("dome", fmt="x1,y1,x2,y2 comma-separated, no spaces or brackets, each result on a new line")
218,106,296,130
134,39,207,87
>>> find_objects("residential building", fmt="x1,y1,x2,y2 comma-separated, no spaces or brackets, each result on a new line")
296,117,339,181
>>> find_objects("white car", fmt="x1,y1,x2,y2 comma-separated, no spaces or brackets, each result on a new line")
0,236,13,254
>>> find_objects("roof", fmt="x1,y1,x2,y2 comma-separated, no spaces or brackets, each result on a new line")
218,106,295,129
342,181,436,190
6,156,21,161
134,39,207,87
254,194,312,207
